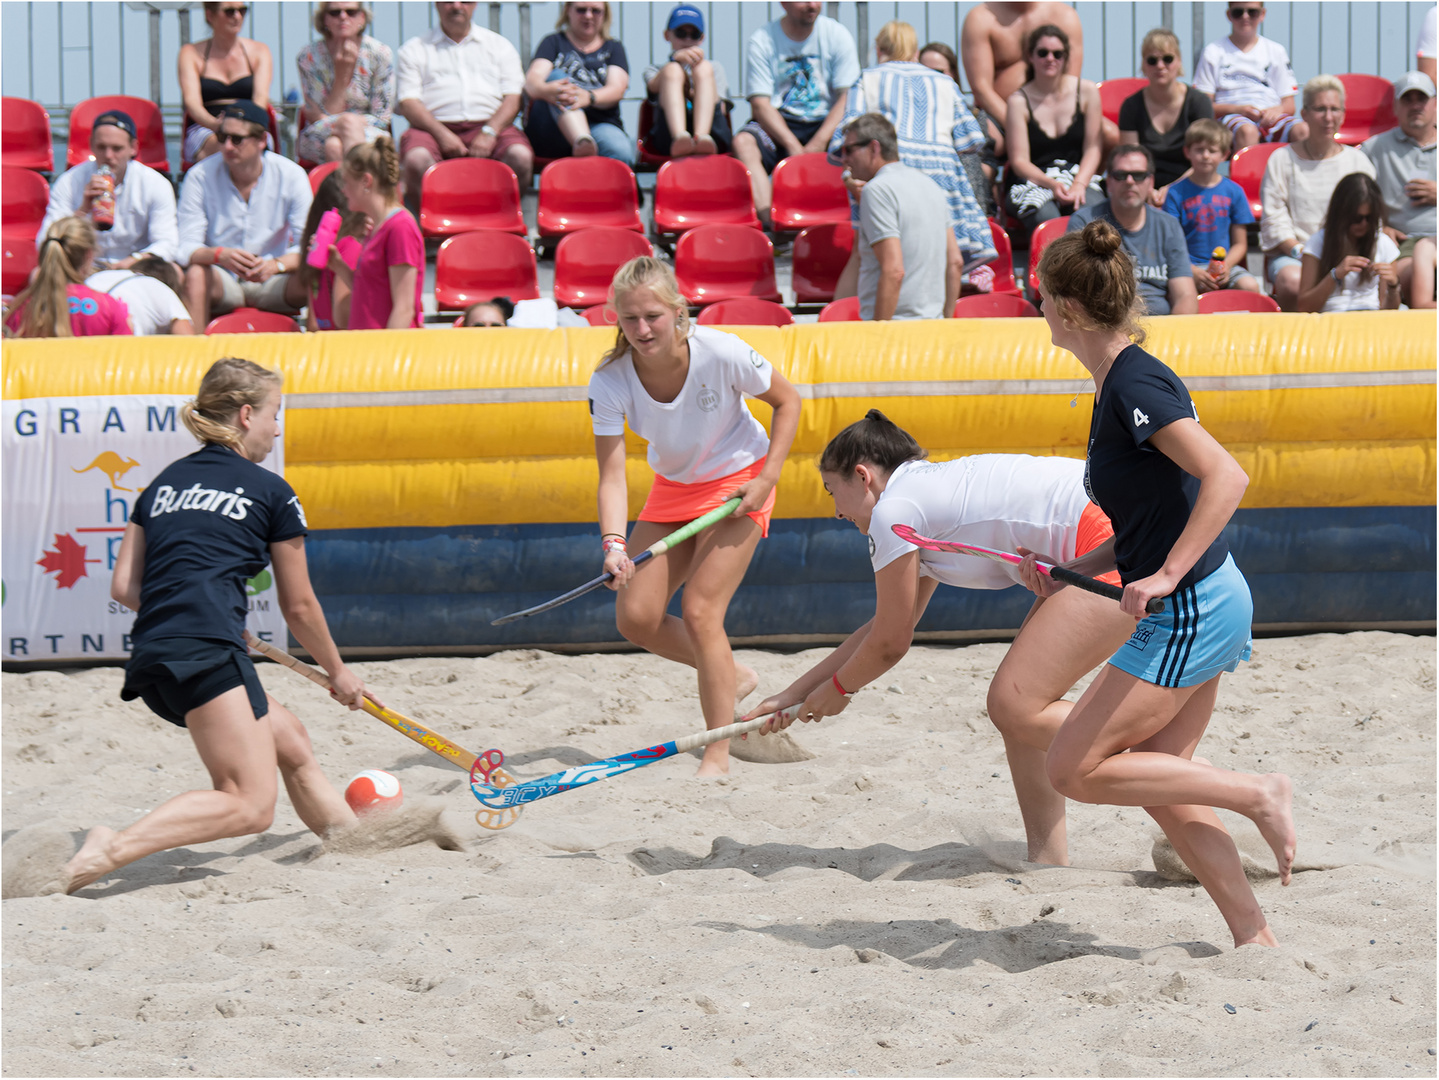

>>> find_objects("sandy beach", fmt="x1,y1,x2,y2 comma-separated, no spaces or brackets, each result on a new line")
3,630,1434,1077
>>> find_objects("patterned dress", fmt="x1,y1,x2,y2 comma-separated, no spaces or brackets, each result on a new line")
295,34,395,162
828,61,996,270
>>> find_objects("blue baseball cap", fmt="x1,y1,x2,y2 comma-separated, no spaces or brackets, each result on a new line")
667,5,703,33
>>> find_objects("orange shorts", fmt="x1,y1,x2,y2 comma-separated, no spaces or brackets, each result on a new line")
1076,502,1121,586
639,458,775,538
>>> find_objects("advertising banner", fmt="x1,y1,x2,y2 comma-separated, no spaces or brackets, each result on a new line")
3,395,287,661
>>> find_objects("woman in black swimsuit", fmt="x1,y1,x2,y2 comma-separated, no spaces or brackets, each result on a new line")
179,1,273,164
1002,24,1103,238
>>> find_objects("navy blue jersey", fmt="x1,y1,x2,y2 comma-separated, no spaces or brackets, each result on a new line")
1084,345,1228,590
129,442,307,648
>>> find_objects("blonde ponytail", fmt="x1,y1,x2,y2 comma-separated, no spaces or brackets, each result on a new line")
3,217,95,338
180,357,284,452
344,134,401,199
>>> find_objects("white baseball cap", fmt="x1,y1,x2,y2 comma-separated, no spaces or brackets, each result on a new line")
1392,71,1436,100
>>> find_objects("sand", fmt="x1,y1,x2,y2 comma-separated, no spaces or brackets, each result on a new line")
3,631,1434,1077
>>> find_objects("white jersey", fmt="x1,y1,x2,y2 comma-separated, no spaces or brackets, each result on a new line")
1419,5,1437,60
867,455,1095,589
1192,35,1297,109
86,270,191,336
587,324,774,484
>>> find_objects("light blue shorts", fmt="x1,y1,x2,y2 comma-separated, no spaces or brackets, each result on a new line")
1107,554,1253,688
1266,253,1302,283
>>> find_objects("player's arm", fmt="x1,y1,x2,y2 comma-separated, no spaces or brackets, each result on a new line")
271,536,367,708
110,522,146,611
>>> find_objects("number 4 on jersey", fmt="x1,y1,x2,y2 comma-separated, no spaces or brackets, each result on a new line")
1133,407,1150,427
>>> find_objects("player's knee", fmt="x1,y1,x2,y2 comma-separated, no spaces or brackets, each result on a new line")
680,596,724,633
1045,755,1086,800
232,800,274,836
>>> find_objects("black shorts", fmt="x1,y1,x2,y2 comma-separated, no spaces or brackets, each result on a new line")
647,99,733,155
121,637,269,728
736,116,826,173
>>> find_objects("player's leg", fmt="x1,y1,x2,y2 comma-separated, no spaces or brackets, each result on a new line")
613,519,697,663
268,694,358,837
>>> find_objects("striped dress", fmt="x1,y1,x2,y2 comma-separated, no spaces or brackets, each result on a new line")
828,61,996,270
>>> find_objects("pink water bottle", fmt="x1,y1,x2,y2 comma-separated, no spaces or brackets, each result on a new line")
307,209,341,269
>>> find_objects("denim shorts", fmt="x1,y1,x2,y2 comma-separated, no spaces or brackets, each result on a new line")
1266,253,1302,283
1106,554,1253,689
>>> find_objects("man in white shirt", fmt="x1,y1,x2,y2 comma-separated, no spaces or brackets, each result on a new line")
88,256,195,335
177,101,311,328
37,109,178,268
1193,2,1308,151
396,0,533,204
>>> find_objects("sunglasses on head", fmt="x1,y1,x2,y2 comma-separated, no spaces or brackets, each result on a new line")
327,6,361,17
1034,47,1066,60
1145,54,1176,66
671,26,702,40
217,130,256,146
1109,168,1152,182
1228,6,1262,18
219,5,248,16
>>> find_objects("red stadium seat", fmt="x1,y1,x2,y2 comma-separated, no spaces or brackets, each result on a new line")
420,158,527,239
1196,290,1281,314
1026,215,1070,296
2,166,49,294
2,97,54,172
817,296,861,322
792,222,854,303
553,227,654,308
434,230,539,310
581,303,615,326
695,298,794,326
536,157,643,239
204,308,301,334
68,96,169,174
1229,143,1282,222
673,224,780,306
635,99,670,169
953,293,1040,317
652,155,762,236
770,153,850,232
1097,78,1146,126
985,219,1022,296
308,160,339,195
1335,74,1397,146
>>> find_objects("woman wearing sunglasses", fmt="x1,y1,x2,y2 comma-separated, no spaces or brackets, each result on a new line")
295,2,395,165
1118,29,1214,208
1297,173,1401,312
524,2,633,163
178,2,274,165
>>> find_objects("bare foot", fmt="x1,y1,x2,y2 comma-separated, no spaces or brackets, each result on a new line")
1252,773,1296,885
694,134,717,155
695,744,729,777
671,132,695,156
734,663,759,707
1233,924,1279,948
63,826,120,894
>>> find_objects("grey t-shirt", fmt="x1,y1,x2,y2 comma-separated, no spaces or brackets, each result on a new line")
1360,127,1437,238
858,161,950,320
1067,200,1192,315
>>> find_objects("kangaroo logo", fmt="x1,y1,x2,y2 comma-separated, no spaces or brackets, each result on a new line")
74,451,142,490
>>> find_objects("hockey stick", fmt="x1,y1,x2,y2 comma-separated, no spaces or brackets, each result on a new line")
469,704,803,809
491,497,743,625
244,631,523,830
890,523,1166,614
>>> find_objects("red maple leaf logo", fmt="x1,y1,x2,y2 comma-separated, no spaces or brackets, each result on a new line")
36,533,102,589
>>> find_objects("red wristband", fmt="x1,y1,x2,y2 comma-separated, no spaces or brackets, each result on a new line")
832,673,852,697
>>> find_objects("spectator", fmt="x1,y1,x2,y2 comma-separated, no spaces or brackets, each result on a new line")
1420,5,1437,86
396,1,533,200
329,137,423,330
1164,119,1260,293
1002,23,1103,239
178,2,273,165
732,2,861,225
4,218,132,338
827,21,995,283
919,39,998,215
1066,144,1198,315
1260,75,1376,311
37,109,178,269
178,101,311,329
297,172,368,331
457,297,514,326
643,5,730,157
524,2,633,164
1361,71,1436,310
1297,173,1401,312
295,2,395,164
1118,29,1215,205
1193,2,1306,153
87,256,195,335
841,113,961,320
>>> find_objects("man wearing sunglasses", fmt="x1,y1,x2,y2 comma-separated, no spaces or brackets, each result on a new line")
1065,144,1198,315
1193,2,1308,152
177,101,312,328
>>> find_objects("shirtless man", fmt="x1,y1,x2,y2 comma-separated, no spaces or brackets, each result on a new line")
962,2,1117,155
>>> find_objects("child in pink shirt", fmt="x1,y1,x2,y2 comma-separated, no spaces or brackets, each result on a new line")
330,136,424,330
5,218,133,337
300,173,367,331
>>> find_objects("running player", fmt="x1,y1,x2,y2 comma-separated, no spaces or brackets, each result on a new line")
743,409,1137,864
62,358,368,893
1024,218,1294,947
591,257,801,776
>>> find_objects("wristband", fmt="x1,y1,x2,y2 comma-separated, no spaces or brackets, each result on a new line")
1289,243,1303,260
832,673,852,697
602,537,628,554
214,246,224,264
1330,267,1342,285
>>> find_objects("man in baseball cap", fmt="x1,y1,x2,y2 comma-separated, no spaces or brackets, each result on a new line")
1361,71,1436,308
643,3,732,157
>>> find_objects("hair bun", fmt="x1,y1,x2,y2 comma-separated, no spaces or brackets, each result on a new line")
1082,219,1124,258
864,408,892,424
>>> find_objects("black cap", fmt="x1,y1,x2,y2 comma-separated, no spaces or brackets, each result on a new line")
220,100,270,131
92,110,137,140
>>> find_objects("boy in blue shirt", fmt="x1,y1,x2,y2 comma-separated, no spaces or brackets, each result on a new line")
1164,119,1261,293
